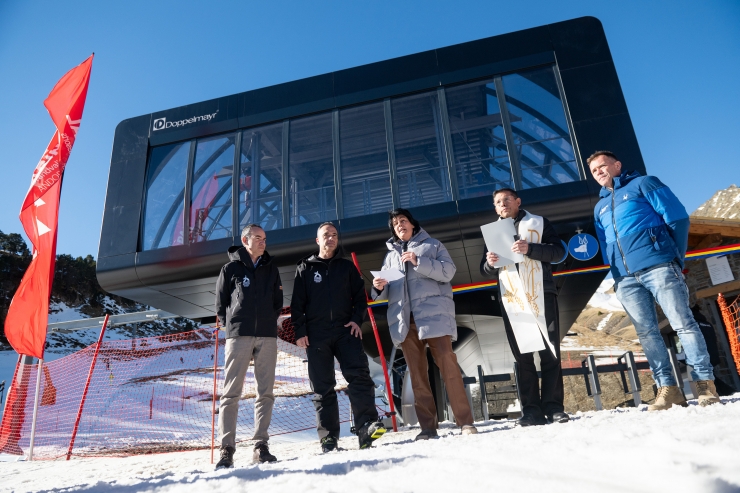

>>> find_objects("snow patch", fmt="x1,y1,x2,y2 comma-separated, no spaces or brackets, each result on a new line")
586,278,625,313
2,397,740,492
596,312,613,331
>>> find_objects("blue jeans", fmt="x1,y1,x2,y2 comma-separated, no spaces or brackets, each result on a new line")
615,262,714,387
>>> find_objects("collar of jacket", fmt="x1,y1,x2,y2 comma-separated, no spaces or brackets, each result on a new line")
301,245,346,265
227,246,272,269
599,169,642,198
386,228,431,251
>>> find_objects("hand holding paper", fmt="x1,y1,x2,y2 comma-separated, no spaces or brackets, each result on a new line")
371,269,404,282
480,218,525,267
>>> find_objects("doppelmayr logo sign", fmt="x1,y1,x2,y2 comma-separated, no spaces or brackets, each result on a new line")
152,110,219,131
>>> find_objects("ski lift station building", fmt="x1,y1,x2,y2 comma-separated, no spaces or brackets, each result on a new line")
97,17,645,383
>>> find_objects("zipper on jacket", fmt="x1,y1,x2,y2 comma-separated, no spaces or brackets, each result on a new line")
253,263,258,334
611,190,630,274
327,261,333,325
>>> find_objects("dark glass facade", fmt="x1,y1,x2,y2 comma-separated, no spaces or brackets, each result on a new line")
141,142,190,250
141,64,581,248
101,17,642,337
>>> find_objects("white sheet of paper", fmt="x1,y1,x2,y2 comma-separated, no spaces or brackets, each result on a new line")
371,269,404,282
480,218,525,267
706,256,735,285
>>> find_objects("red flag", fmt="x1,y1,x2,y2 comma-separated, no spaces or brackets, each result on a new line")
5,55,93,359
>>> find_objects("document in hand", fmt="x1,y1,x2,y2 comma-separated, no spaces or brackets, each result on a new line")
370,269,404,282
480,218,524,268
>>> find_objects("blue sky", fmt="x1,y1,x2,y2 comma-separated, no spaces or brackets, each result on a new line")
0,1,738,259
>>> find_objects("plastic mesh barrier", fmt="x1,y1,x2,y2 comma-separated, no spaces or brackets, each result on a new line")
0,313,355,459
718,293,740,375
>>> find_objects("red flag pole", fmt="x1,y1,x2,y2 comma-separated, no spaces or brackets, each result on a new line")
351,252,398,432
5,55,93,361
66,314,108,460
211,323,220,464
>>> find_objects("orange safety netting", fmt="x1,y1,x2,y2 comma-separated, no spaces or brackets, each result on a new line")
718,293,740,375
0,312,361,460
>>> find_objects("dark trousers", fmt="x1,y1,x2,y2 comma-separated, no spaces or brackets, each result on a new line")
306,329,378,439
500,293,564,417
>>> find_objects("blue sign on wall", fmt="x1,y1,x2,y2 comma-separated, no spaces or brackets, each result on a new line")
568,233,599,261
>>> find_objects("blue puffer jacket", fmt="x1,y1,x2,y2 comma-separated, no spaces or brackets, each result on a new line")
593,170,689,278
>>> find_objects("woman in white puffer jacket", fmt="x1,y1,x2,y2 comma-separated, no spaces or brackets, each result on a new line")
372,208,477,440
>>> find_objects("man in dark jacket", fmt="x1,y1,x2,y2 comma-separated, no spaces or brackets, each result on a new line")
214,224,282,468
589,150,719,410
290,222,385,452
480,188,568,426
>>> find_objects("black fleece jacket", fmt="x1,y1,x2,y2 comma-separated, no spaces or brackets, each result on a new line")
215,246,283,338
479,209,565,295
289,247,367,340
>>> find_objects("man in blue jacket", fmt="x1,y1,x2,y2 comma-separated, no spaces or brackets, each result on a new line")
589,151,720,410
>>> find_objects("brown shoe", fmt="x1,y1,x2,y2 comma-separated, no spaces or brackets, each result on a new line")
648,385,688,411
695,380,720,407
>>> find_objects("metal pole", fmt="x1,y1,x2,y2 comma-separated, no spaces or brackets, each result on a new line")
66,314,109,460
666,344,686,399
211,324,219,464
27,358,43,461
585,355,603,411
477,365,489,421
622,351,642,406
351,252,398,432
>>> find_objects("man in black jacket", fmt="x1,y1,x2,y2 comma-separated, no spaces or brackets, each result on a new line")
479,188,568,426
215,224,282,468
291,222,386,452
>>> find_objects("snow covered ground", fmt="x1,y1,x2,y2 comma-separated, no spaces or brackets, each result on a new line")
586,277,625,313
3,395,740,493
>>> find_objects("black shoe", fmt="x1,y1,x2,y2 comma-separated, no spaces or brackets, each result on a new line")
252,442,277,463
517,414,547,427
547,412,570,424
215,446,235,469
320,436,338,453
357,420,387,449
414,429,439,441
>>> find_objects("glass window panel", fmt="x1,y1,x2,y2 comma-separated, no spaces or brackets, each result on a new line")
445,80,512,199
391,91,451,208
189,134,235,243
240,123,284,232
289,113,336,226
501,67,579,190
339,103,392,218
142,142,190,250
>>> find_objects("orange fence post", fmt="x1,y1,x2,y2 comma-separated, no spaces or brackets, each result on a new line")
66,314,109,460
717,293,740,375
351,252,398,432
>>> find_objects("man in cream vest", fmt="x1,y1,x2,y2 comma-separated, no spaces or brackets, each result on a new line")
480,188,568,426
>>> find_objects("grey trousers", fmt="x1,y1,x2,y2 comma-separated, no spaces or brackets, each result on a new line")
218,336,277,448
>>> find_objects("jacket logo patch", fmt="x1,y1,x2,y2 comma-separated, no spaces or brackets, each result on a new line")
313,271,322,283
600,205,609,215
623,194,628,200
242,276,250,288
